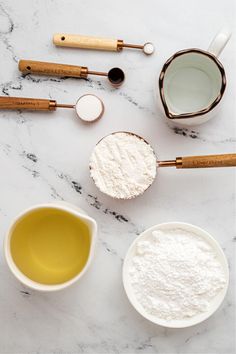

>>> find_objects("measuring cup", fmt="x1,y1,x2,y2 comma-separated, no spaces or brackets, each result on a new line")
89,132,236,199
157,28,231,126
0,94,104,122
4,202,97,291
19,60,125,87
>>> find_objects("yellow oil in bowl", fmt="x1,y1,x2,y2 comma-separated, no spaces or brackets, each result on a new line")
10,207,90,285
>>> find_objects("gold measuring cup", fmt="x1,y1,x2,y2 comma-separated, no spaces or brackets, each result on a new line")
89,132,236,199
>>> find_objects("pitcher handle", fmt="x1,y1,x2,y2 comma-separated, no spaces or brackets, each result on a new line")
208,28,231,58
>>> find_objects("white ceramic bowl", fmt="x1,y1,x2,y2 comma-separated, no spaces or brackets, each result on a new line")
123,222,229,328
4,202,97,292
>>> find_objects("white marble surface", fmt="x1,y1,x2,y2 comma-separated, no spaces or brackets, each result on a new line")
0,0,235,353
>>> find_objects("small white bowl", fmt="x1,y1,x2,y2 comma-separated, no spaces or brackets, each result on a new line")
123,222,229,328
4,202,97,292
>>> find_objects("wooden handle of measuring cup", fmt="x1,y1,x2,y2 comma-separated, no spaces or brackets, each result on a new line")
177,154,236,168
0,96,56,111
19,60,88,78
53,33,121,51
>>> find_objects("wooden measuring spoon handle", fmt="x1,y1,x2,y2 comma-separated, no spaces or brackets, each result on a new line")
19,60,88,78
0,96,56,111
177,154,236,168
53,33,121,51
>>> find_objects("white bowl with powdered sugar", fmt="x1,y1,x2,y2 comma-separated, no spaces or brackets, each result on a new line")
123,222,229,328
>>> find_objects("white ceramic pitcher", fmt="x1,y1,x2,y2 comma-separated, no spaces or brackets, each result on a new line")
157,28,231,126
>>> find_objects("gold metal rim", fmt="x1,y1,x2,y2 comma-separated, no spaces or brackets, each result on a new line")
80,67,88,78
175,157,183,168
117,40,124,51
159,48,227,120
49,100,57,110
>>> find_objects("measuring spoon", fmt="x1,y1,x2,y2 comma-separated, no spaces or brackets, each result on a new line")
53,33,155,55
0,94,104,122
89,132,236,199
19,60,125,87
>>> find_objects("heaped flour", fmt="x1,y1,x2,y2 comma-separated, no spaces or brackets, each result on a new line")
89,132,157,199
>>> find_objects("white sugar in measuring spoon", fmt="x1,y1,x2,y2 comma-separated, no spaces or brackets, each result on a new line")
0,94,104,122
143,42,155,55
89,132,236,199
75,94,104,122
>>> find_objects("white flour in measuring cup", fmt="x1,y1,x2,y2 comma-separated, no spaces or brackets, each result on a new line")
89,132,157,199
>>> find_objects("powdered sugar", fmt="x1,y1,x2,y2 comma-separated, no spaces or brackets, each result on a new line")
89,132,157,199
129,228,227,321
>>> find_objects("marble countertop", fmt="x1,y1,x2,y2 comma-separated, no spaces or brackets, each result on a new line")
0,0,235,353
